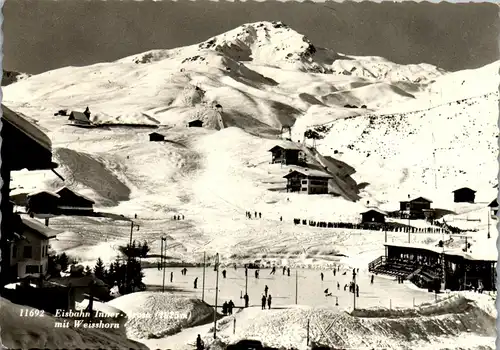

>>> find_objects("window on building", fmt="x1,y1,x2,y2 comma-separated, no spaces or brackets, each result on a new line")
25,265,39,274
301,180,307,184
23,246,32,259
301,188,307,191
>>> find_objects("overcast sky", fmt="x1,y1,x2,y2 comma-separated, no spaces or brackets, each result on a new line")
2,0,499,74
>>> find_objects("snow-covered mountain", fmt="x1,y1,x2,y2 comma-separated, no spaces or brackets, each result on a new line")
3,21,498,268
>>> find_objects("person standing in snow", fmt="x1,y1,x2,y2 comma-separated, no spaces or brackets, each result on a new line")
170,272,173,283
222,269,227,278
228,300,235,315
267,294,272,309
244,293,249,308
261,295,266,310
194,277,198,289
222,301,228,316
254,211,258,218
264,285,269,297
259,212,262,219
320,272,324,281
196,334,204,350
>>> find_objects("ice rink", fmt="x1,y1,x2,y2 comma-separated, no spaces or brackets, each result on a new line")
143,265,437,309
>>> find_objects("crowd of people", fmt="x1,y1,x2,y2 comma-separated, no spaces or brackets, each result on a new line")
293,218,448,233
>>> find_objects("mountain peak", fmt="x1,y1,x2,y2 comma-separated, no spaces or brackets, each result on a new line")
197,21,326,72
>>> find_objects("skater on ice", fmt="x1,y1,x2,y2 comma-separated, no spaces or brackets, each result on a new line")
320,272,324,281
170,272,173,283
267,295,272,309
287,267,290,276
264,285,269,296
222,269,227,278
270,266,276,275
261,295,266,310
194,277,198,289
282,266,286,275
244,293,249,308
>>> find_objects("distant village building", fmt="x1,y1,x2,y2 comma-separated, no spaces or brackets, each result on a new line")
68,111,91,126
149,132,165,142
488,199,498,217
26,191,60,215
188,119,203,128
399,197,433,219
269,144,302,165
9,214,59,280
452,187,476,203
55,187,95,215
360,209,388,224
284,169,332,195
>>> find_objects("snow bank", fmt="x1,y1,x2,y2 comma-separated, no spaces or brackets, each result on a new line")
107,292,214,340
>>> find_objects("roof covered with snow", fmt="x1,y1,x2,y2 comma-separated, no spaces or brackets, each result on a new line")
384,242,497,262
55,187,95,204
1,104,52,152
18,214,60,239
284,168,333,179
27,190,60,198
361,208,388,216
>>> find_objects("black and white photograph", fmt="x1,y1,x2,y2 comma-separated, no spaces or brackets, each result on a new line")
0,0,498,349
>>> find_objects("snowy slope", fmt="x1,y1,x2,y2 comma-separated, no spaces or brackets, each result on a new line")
2,21,498,272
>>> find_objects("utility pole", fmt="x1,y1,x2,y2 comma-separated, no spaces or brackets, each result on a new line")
295,269,298,304
245,266,248,296
161,236,167,293
488,209,491,239
213,253,220,339
202,251,206,302
353,269,357,311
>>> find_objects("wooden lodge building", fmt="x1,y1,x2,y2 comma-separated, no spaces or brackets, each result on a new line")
68,111,91,126
452,187,476,203
26,187,95,216
284,169,332,195
56,187,95,215
188,119,203,128
149,132,165,142
399,197,433,219
269,143,305,166
369,242,496,292
1,104,59,287
360,209,388,224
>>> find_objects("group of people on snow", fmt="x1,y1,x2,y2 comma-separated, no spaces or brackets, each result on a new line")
246,211,262,219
